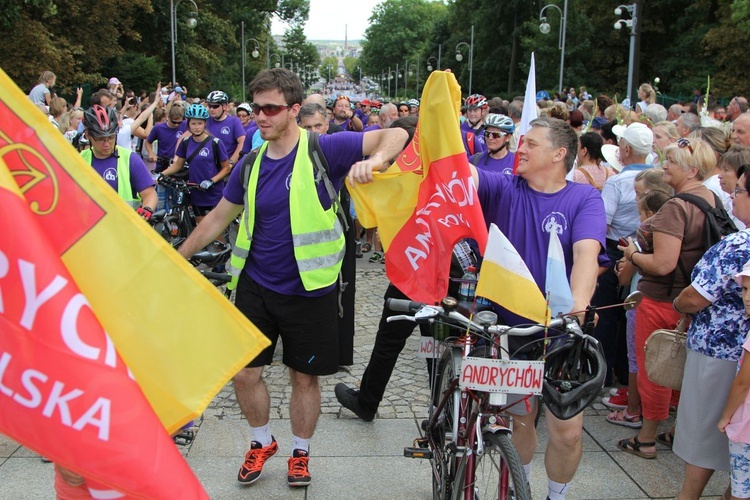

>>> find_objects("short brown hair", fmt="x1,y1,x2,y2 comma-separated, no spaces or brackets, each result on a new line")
250,68,304,106
530,116,578,173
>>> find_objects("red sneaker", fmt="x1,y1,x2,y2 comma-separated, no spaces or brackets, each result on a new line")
237,438,278,485
609,387,628,397
601,392,628,410
287,449,311,487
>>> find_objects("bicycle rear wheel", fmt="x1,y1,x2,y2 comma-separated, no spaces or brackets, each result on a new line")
454,431,530,500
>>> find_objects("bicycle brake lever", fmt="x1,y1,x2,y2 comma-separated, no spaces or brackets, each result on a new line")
387,314,417,323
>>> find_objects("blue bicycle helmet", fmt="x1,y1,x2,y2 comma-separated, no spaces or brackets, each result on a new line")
185,103,209,121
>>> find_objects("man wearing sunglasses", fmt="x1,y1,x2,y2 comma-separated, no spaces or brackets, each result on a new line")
331,94,363,132
469,114,516,174
205,90,245,169
177,68,408,489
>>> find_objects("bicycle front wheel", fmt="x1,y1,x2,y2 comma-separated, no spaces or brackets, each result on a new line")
454,431,530,500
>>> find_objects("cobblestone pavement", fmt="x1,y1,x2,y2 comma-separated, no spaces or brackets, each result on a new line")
199,263,431,430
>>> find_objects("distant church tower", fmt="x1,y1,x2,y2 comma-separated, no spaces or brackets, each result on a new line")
344,24,348,51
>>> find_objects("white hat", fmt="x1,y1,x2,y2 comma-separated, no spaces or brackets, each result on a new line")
612,122,653,150
108,77,121,85
734,259,750,285
601,144,623,172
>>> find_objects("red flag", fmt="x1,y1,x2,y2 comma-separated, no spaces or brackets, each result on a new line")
0,164,208,498
348,71,488,304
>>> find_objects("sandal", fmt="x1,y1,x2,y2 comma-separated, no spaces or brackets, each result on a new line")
606,409,642,429
360,243,372,253
656,431,674,449
617,436,656,459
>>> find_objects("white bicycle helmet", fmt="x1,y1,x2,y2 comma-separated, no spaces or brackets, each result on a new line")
484,114,516,134
206,90,229,104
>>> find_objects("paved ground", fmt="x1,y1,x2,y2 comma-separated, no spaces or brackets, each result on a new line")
0,256,731,499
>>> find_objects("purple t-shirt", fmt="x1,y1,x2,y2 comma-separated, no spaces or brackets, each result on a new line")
363,124,382,132
224,131,364,296
206,115,244,158
90,149,155,196
146,122,187,158
244,121,258,136
476,170,607,325
470,151,516,175
461,129,488,159
461,120,487,149
175,136,228,207
354,108,368,126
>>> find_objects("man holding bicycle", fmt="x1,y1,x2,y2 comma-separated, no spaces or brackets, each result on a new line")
177,68,408,489
470,117,605,500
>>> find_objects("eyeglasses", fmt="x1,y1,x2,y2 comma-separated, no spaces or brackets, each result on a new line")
207,104,223,109
677,138,694,154
484,131,507,139
250,103,291,117
735,186,748,196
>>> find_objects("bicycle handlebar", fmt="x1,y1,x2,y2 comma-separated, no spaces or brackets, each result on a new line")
386,298,576,339
201,271,231,283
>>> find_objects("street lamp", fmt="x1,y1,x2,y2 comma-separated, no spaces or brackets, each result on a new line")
170,0,198,87
405,62,418,99
614,3,638,109
426,57,438,72
455,25,474,96
270,54,281,68
240,21,260,102
539,0,567,95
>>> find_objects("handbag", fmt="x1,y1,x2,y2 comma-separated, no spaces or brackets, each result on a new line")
644,316,688,390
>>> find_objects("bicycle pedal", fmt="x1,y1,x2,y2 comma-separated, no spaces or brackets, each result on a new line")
404,446,433,459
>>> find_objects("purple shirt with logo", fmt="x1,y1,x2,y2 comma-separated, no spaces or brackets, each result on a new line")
146,122,187,158
175,136,228,207
476,169,607,325
461,120,487,149
461,129,487,158
89,149,155,196
470,151,516,175
223,131,364,296
206,115,244,158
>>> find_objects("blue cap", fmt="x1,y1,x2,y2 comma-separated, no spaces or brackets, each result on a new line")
591,117,608,130
174,86,184,93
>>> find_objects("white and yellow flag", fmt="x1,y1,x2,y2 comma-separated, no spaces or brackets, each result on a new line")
475,223,547,323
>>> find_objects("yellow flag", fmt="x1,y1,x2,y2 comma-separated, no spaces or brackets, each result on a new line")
476,224,548,324
0,68,269,433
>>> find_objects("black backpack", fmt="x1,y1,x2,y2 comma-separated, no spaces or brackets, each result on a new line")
674,192,738,250
667,192,738,295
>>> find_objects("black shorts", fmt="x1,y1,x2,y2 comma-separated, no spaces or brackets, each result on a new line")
234,272,339,375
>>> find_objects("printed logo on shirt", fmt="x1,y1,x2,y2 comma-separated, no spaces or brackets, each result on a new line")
285,172,292,191
542,212,568,235
221,126,231,135
175,131,182,139
501,167,513,176
103,168,117,182
199,148,209,157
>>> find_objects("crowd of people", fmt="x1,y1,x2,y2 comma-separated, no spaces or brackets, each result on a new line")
27,67,750,500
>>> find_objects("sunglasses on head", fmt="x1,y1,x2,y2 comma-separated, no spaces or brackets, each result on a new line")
484,131,507,139
251,103,291,117
677,137,693,154
207,104,223,109
336,95,350,102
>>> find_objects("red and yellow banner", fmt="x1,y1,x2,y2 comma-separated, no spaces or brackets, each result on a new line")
0,67,270,495
348,71,488,304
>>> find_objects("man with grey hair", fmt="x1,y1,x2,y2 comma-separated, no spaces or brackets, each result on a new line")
676,112,701,137
469,117,604,500
379,102,399,128
667,103,684,122
732,113,750,146
644,103,667,125
727,96,749,122
298,103,330,135
508,98,524,152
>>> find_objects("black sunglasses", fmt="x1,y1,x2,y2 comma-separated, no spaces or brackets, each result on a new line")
207,104,223,109
677,137,693,154
251,103,291,117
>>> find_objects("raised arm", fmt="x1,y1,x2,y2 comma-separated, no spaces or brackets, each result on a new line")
346,127,409,185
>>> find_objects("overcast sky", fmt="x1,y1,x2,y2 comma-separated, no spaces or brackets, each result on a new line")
271,0,384,41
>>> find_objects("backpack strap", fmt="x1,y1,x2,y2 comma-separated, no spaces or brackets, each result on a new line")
674,192,716,212
211,136,222,171
577,167,602,190
470,152,483,167
183,136,212,166
308,130,349,232
467,131,476,156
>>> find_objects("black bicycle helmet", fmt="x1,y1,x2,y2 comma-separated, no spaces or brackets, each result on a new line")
83,105,119,138
542,334,606,420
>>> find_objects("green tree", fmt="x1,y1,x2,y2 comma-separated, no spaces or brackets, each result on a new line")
320,56,338,82
343,56,361,81
360,0,447,95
